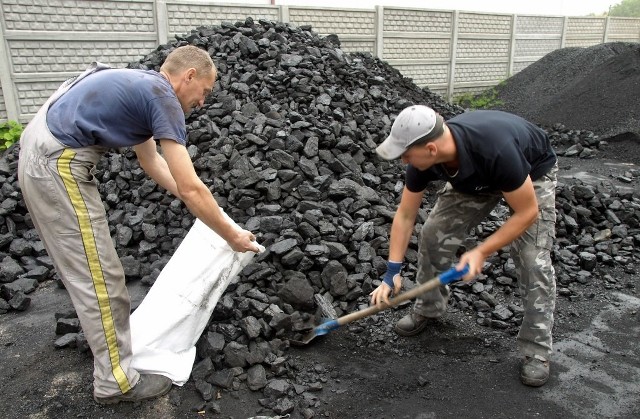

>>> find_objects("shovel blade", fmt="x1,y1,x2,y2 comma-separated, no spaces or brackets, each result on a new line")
289,319,340,346
289,329,319,347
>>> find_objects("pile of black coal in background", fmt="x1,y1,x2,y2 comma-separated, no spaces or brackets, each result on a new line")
490,42,640,149
1,18,639,417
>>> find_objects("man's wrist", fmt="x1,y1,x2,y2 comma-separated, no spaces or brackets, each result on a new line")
383,261,402,288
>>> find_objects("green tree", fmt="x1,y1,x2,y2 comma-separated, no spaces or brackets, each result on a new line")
609,0,640,17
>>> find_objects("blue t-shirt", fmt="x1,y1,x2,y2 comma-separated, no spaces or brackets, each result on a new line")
47,68,186,148
405,110,557,194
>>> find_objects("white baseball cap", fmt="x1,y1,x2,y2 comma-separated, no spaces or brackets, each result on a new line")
376,105,444,160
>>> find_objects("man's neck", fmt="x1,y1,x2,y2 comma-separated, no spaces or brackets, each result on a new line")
436,125,459,169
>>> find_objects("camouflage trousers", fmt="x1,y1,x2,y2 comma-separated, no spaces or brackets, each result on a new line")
413,164,557,361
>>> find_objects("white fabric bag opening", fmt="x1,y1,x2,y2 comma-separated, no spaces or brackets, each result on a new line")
130,212,263,385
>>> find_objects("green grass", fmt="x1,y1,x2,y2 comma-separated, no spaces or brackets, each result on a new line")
0,120,23,151
454,82,505,110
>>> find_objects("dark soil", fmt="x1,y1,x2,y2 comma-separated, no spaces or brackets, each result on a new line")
1,227,639,419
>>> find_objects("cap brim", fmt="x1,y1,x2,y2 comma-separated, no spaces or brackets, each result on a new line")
375,134,406,160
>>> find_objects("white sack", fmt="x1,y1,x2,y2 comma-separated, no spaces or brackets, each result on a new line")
130,215,263,385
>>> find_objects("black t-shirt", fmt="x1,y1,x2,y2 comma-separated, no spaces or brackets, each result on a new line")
405,110,557,194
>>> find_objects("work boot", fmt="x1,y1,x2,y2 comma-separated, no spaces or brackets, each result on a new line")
394,312,432,336
94,374,172,405
520,356,550,387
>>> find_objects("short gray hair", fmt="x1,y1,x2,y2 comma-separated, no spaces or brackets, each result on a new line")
160,45,216,79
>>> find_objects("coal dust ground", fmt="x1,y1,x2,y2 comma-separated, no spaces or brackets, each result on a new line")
0,150,639,419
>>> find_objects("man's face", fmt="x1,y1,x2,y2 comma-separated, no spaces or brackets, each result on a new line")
177,69,216,113
400,143,435,170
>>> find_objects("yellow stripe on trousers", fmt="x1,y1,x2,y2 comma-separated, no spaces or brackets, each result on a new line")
57,149,132,394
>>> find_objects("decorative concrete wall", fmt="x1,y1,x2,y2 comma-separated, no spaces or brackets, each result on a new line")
0,0,638,123
0,87,6,123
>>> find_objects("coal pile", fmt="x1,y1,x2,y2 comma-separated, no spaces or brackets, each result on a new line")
490,42,640,146
1,18,639,417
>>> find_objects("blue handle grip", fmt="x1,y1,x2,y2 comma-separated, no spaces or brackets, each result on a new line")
315,319,340,336
438,265,470,284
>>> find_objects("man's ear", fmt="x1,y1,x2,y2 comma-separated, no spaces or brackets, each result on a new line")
426,142,437,156
185,68,197,83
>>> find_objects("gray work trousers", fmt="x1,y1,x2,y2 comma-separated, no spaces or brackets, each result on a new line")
17,63,139,397
413,167,557,361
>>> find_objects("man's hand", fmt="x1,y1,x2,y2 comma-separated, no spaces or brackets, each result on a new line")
457,248,486,281
228,229,260,253
369,273,402,306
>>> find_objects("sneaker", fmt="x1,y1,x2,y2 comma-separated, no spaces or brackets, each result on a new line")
394,312,432,337
94,374,172,405
520,356,550,387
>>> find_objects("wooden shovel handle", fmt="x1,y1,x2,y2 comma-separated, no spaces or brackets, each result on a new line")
337,265,469,326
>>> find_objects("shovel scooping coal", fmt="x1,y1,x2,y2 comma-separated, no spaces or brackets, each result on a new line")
290,265,469,346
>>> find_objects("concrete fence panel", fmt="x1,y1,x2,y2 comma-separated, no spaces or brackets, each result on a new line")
0,87,6,123
608,17,640,42
382,7,454,96
288,6,376,54
512,15,564,73
0,0,160,122
565,17,607,46
165,1,279,40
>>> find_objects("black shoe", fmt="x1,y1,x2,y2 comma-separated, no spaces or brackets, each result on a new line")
394,312,432,337
94,374,172,405
520,356,550,387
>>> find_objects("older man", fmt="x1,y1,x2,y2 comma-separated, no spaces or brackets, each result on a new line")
18,45,259,404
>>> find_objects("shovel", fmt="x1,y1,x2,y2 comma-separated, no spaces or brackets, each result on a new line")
290,265,469,346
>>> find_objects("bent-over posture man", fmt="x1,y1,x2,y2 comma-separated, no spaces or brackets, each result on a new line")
18,46,259,404
370,105,557,387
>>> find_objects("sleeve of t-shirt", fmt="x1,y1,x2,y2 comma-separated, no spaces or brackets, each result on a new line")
146,97,187,146
405,165,438,192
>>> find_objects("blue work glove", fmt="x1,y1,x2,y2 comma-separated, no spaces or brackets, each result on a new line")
382,261,402,288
